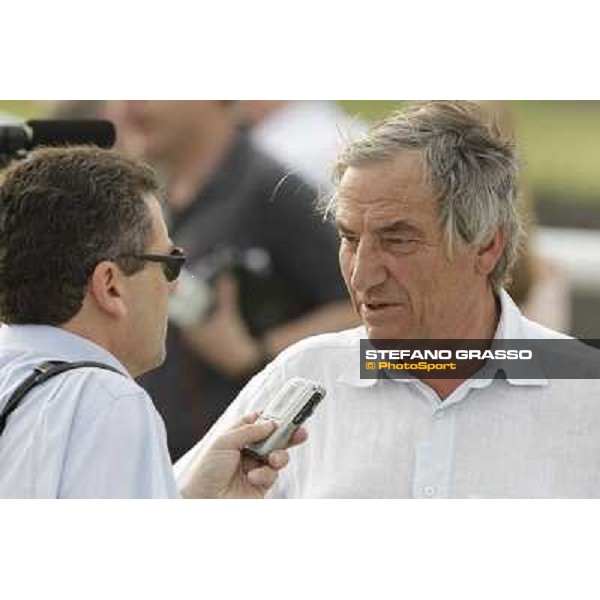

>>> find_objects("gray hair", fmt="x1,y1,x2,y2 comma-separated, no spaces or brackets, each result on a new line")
324,101,523,290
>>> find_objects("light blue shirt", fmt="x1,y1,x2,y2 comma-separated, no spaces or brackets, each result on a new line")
177,291,600,498
0,325,180,498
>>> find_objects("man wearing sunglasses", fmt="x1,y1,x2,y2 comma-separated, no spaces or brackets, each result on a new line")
0,146,305,498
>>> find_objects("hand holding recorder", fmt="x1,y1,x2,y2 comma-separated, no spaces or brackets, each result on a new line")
179,377,325,499
179,412,307,499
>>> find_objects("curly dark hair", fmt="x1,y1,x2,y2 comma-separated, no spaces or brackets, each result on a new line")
0,146,160,325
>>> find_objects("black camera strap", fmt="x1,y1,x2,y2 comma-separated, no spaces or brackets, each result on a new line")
0,360,124,437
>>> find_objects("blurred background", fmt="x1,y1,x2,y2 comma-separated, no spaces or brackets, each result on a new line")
2,100,598,458
2,100,597,333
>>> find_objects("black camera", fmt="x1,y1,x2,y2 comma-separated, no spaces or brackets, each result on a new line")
168,244,299,335
0,120,115,167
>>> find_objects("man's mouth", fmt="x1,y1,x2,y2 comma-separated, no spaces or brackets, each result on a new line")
363,302,399,309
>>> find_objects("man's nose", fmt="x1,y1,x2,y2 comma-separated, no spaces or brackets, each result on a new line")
350,237,387,294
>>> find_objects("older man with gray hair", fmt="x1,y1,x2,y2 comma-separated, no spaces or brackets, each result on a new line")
177,101,600,498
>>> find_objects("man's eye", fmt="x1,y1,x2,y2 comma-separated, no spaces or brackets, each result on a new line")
385,238,417,245
383,237,421,255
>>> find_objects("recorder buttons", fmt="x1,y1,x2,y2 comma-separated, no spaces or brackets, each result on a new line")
292,406,312,425
292,392,323,425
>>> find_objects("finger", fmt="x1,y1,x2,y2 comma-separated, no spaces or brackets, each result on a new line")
213,420,276,451
286,427,308,449
247,465,278,489
228,412,260,430
266,449,289,470
241,453,264,472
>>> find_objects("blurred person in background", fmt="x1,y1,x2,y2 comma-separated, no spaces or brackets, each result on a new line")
241,101,366,194
106,100,356,460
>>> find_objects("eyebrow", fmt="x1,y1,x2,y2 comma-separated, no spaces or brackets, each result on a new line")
335,221,355,234
336,219,423,237
376,221,423,236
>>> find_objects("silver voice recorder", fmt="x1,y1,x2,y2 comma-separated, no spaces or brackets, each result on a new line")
244,377,326,460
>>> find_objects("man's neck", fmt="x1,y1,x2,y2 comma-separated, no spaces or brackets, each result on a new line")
61,319,138,377
423,289,501,400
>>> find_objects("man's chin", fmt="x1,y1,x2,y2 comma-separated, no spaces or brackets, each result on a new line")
155,346,167,368
365,324,415,341
139,347,167,377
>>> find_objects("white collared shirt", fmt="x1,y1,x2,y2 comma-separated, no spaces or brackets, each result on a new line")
0,325,179,498
176,290,600,498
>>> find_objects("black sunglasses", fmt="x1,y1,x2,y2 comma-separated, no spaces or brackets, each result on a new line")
120,247,187,282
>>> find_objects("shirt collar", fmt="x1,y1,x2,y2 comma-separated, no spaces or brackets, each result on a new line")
483,289,548,387
337,290,549,389
0,324,131,377
337,327,379,388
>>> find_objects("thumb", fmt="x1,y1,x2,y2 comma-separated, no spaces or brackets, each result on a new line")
212,420,276,451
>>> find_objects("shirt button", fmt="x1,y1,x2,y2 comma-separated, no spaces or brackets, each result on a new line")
423,485,437,497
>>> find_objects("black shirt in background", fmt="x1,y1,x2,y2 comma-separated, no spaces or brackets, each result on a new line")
140,134,347,461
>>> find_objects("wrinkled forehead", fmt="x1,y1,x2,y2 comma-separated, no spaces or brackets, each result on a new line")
334,153,439,229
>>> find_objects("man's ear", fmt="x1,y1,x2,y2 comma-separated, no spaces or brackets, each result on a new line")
476,229,506,277
88,261,128,319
